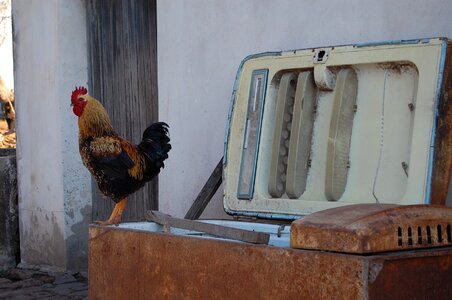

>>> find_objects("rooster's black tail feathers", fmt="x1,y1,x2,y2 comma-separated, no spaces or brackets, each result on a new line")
138,122,171,179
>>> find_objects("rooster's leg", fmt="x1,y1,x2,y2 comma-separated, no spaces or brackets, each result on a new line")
94,198,128,226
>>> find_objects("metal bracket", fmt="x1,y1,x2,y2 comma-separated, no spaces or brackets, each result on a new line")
277,224,286,238
313,49,329,64
314,65,335,91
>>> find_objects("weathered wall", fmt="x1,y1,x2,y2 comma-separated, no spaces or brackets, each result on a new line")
0,0,13,89
0,150,18,271
12,0,91,270
157,0,452,218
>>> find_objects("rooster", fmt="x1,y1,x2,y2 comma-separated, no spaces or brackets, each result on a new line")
71,87,171,225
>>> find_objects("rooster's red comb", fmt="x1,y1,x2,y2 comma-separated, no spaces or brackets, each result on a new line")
71,86,88,101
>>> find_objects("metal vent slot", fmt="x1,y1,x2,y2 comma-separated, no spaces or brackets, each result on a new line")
397,227,403,246
268,73,298,197
286,71,317,198
325,69,358,201
437,225,443,243
427,226,432,244
407,227,413,245
417,226,422,244
397,225,452,247
447,224,451,243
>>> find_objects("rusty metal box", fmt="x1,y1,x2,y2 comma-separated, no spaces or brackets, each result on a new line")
89,38,452,299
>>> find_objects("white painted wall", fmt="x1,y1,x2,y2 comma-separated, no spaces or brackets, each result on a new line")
157,0,452,218
0,0,13,88
13,0,91,270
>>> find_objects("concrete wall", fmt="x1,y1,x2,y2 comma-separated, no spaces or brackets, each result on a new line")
157,0,452,218
12,0,91,270
0,0,13,89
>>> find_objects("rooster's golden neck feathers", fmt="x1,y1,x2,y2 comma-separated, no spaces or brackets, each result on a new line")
78,95,115,138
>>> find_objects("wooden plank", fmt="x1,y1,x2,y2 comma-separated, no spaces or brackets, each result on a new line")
146,210,270,244
184,157,223,220
86,0,158,222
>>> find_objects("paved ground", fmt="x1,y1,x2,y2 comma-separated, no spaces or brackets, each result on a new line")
0,267,88,299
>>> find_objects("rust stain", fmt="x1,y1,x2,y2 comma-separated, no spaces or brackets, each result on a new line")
89,225,452,300
368,261,383,284
368,250,452,300
89,226,367,300
378,62,417,74
430,41,452,205
291,204,452,253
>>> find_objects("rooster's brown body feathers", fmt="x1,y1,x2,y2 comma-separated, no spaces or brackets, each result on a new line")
77,95,171,203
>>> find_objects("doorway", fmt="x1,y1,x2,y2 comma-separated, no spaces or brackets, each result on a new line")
86,0,159,222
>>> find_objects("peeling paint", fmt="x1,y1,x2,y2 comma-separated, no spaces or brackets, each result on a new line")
368,261,383,283
19,211,67,269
